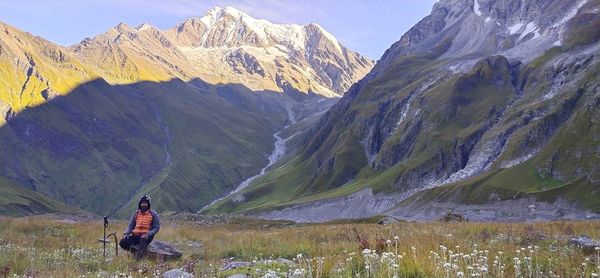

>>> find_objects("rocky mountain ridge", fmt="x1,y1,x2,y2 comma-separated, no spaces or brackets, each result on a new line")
204,0,600,221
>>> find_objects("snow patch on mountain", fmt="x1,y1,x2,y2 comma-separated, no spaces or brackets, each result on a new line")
508,22,524,34
136,23,154,32
473,0,483,16
552,0,589,27
518,22,540,40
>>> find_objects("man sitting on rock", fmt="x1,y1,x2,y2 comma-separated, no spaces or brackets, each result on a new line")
119,195,160,259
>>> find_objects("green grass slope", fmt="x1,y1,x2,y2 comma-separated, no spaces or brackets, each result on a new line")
0,177,87,216
0,77,308,217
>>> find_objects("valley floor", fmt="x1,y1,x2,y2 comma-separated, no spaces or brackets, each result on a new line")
0,215,598,277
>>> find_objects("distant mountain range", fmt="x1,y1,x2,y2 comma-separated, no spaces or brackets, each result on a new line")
204,0,600,222
0,6,372,123
0,7,370,216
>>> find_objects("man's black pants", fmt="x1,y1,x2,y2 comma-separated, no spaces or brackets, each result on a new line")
119,234,154,255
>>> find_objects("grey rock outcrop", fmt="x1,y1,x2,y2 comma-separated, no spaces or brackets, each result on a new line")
162,269,193,278
568,235,600,255
130,240,183,261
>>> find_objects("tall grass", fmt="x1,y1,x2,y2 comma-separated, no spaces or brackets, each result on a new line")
0,216,598,277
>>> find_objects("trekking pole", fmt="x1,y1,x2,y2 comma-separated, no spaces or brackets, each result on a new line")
103,216,108,257
106,232,119,257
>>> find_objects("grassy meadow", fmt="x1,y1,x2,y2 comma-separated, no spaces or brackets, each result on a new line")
0,216,599,277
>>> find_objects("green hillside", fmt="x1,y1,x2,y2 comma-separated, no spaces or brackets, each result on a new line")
204,11,600,215
0,77,321,217
0,177,86,216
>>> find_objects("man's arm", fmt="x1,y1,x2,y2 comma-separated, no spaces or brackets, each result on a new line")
147,211,160,237
124,212,136,235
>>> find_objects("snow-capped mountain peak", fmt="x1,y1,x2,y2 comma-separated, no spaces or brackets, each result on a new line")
136,23,155,32
200,6,249,26
70,6,373,97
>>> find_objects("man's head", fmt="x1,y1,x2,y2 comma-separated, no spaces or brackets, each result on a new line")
138,195,151,212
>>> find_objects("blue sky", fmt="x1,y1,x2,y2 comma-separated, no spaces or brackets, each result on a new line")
0,0,436,60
